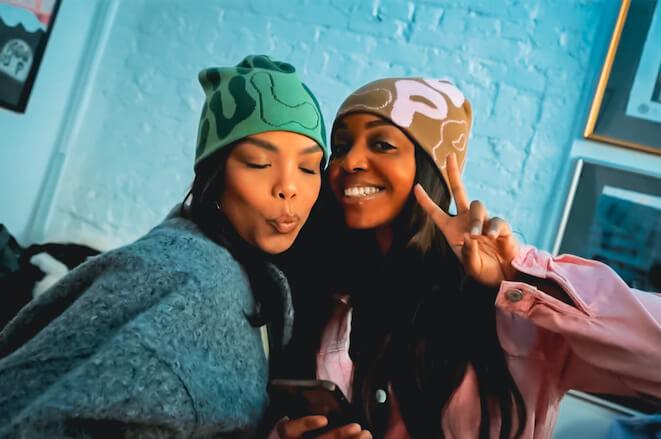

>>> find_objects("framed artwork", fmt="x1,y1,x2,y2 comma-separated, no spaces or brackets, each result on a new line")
0,0,61,113
554,159,661,412
584,0,661,155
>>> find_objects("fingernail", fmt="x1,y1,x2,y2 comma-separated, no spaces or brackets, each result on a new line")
488,228,498,238
471,225,480,235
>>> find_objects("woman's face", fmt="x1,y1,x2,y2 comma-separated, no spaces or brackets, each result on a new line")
329,113,416,229
221,131,324,254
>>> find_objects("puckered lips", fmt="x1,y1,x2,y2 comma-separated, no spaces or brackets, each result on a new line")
267,214,300,234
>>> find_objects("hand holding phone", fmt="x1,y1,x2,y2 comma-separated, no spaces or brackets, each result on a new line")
276,416,371,439
268,379,368,438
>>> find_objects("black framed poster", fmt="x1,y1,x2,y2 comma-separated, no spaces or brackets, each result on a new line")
0,0,61,113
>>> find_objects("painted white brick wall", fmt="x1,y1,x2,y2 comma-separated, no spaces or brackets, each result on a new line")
34,0,612,251
1,0,650,435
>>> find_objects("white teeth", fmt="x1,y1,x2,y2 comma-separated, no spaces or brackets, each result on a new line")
344,186,382,197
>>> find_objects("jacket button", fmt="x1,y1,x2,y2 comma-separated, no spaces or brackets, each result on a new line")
506,289,524,302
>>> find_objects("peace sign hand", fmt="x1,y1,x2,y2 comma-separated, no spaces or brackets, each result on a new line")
413,153,520,287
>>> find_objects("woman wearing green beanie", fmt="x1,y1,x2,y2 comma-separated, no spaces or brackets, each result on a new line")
0,55,328,438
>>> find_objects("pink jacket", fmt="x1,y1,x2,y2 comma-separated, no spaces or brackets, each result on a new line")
315,246,661,438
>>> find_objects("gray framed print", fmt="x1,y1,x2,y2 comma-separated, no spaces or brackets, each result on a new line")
553,159,661,412
554,159,660,291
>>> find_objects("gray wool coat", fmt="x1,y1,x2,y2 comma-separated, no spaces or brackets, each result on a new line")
0,207,293,438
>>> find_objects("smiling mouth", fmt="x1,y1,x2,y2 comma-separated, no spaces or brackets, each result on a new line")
343,186,384,198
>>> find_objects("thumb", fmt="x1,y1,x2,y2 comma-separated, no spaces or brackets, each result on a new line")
497,235,520,280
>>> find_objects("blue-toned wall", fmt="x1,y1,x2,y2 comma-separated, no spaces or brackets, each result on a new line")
2,0,660,252
2,0,660,435
0,0,101,245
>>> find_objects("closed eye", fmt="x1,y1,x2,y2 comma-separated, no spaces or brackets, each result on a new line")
246,163,270,169
300,167,318,175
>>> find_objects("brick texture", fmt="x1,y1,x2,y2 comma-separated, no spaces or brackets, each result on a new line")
45,0,612,250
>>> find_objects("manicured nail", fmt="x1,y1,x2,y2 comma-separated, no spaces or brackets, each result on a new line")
471,225,480,235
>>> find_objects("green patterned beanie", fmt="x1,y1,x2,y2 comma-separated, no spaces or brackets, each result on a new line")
195,55,328,169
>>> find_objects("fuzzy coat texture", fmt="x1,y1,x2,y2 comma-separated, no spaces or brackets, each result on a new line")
0,206,294,438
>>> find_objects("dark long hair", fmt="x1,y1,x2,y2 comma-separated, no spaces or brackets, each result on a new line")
344,147,528,438
181,145,287,362
274,139,528,438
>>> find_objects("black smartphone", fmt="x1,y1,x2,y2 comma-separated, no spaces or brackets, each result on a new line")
268,379,360,436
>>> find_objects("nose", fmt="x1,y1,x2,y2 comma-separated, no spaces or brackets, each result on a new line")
277,186,296,199
274,170,297,200
341,144,368,172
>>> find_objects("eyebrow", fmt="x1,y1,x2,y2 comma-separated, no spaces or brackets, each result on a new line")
364,119,391,129
300,145,322,154
242,136,320,154
333,118,391,133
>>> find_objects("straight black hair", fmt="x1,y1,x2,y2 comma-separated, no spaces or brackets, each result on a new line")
274,136,528,438
347,147,527,438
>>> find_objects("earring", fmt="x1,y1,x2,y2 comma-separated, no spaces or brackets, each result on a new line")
215,201,222,212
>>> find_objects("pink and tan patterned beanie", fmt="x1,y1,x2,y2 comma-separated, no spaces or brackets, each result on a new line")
333,78,472,193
